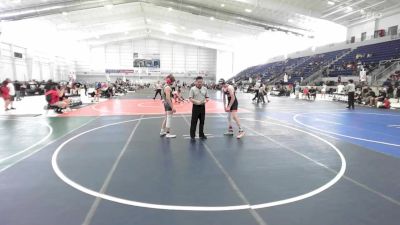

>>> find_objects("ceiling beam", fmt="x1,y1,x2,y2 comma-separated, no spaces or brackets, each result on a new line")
0,0,309,36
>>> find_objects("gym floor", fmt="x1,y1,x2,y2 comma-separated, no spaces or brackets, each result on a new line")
0,89,399,225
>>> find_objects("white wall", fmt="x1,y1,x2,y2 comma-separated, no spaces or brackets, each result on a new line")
80,38,217,81
347,13,400,41
0,42,76,82
216,50,234,81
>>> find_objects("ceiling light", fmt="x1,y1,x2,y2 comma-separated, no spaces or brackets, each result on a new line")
168,7,173,11
327,1,335,6
220,4,225,7
288,19,294,23
105,4,113,10
62,12,68,16
13,0,21,3
210,17,215,21
146,19,152,23
180,26,186,30
346,6,353,12
217,34,222,37
245,9,252,13
124,31,129,35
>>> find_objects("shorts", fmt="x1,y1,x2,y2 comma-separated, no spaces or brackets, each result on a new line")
228,98,238,111
164,101,172,111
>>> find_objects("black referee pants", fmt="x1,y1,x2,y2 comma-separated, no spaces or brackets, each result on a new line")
348,92,355,109
190,104,205,138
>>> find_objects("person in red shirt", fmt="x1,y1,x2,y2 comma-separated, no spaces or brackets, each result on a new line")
45,85,69,112
303,87,310,100
1,80,11,111
383,97,391,109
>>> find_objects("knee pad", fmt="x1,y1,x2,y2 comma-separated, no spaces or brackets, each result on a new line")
166,114,172,128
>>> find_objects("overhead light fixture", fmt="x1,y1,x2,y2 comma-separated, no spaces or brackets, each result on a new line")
217,34,222,37
168,7,173,11
288,19,294,23
180,26,186,30
146,19,152,23
346,6,353,12
327,1,335,6
210,17,215,21
105,4,113,10
13,0,21,3
62,12,68,16
124,31,129,35
220,4,225,7
245,9,252,13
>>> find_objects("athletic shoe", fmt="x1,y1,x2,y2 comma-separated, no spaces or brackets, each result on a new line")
160,131,167,137
237,131,245,139
224,130,234,136
190,137,196,141
10,107,16,110
200,135,207,140
166,134,177,138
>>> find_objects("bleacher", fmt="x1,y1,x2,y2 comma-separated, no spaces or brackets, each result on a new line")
234,38,400,83
289,49,350,83
328,39,400,77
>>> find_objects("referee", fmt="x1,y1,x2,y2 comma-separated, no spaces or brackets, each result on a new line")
189,76,209,140
346,79,355,109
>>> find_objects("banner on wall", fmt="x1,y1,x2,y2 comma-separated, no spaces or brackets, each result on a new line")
133,53,161,75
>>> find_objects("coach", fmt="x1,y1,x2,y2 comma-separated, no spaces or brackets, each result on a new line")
189,76,209,140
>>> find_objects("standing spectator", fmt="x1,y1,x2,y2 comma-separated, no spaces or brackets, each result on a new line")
153,81,163,100
6,78,16,110
14,80,22,101
257,84,265,104
396,86,400,103
345,79,355,109
321,83,327,99
1,80,11,111
84,84,88,96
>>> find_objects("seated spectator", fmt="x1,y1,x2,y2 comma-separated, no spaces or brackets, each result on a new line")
378,97,391,109
45,85,70,113
370,90,386,107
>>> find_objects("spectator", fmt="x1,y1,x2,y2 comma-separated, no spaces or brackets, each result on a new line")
45,85,71,113
6,78,16,110
321,83,327,99
370,90,386,107
379,97,391,109
303,86,310,100
309,87,317,101
1,80,11,111
14,80,22,101
396,86,400,103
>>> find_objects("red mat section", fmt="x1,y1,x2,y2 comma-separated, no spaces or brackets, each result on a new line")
60,99,249,117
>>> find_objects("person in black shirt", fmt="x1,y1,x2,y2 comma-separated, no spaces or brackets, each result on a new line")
14,80,22,101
